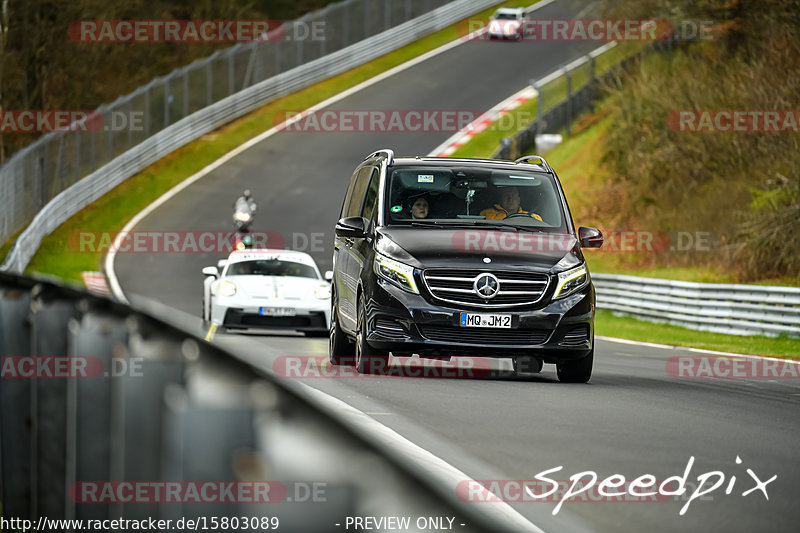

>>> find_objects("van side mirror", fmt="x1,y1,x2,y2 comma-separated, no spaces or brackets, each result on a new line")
335,217,369,238
578,227,603,249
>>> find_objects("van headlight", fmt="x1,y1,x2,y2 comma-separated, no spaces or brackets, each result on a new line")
374,253,419,294
219,280,237,297
553,265,588,299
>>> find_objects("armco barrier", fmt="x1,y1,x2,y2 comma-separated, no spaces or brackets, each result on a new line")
1,0,501,273
0,271,531,532
592,273,800,338
492,38,679,160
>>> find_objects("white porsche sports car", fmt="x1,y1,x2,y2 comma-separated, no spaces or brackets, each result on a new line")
487,7,527,40
202,249,332,335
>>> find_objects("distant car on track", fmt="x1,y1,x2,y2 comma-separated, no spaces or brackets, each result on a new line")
487,7,527,40
202,249,332,336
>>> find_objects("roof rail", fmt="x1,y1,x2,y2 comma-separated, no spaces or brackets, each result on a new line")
514,155,552,172
365,148,394,166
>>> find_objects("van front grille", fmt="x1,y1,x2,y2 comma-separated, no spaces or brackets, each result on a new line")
422,269,549,308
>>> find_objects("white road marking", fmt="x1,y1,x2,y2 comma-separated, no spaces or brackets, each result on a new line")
597,335,800,364
299,382,547,533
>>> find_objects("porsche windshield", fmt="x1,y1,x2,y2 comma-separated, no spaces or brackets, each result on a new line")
225,259,317,279
385,167,567,229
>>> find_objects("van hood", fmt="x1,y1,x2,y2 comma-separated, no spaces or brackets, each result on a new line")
376,227,582,272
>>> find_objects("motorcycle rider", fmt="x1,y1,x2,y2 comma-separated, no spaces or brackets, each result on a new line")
233,189,257,231
233,189,257,250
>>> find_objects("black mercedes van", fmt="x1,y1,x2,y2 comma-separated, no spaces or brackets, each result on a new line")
329,149,603,382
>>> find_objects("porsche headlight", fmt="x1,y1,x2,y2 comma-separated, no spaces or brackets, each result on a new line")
374,253,419,294
553,265,588,299
219,280,237,297
314,284,332,300
488,21,500,33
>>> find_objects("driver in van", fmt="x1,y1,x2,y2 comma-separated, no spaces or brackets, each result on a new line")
480,186,543,221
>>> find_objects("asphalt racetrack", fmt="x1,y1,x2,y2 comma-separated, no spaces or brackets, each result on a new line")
114,0,800,531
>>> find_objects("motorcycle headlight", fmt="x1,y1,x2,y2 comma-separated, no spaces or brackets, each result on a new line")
234,212,251,222
553,264,588,299
219,280,237,297
374,253,419,294
314,284,332,300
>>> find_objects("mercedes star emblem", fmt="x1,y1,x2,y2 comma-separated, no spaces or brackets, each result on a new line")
473,273,500,299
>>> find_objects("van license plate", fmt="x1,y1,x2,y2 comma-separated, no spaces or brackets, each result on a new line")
460,313,511,328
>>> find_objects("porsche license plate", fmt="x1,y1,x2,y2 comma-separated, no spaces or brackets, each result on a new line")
259,307,296,317
459,313,511,328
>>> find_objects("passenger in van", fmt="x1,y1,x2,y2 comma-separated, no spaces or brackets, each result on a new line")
480,186,543,221
410,196,430,219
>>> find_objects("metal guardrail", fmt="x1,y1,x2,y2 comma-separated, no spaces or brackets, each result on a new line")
492,38,677,160
1,0,501,273
0,271,524,532
484,38,799,339
592,273,800,338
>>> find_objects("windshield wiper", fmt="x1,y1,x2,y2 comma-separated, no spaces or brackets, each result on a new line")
404,221,520,231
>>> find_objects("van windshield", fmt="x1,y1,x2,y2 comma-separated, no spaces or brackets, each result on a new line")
385,167,567,230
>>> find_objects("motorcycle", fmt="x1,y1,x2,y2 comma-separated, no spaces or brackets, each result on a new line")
233,193,257,250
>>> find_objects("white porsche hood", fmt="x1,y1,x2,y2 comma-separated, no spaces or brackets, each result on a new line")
226,275,322,300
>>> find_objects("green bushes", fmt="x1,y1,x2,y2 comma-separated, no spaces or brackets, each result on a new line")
597,0,800,281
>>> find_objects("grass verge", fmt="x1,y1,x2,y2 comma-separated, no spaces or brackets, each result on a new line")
544,108,800,287
15,1,527,282
450,43,800,356
596,310,800,360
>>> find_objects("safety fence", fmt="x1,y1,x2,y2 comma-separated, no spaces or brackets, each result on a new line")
593,273,800,338
486,37,800,339
492,37,679,160
0,271,528,532
1,0,502,273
